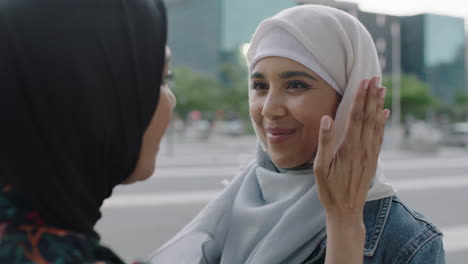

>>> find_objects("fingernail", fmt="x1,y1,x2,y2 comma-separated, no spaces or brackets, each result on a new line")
384,109,391,119
363,80,369,90
380,87,387,99
321,116,331,131
375,77,381,87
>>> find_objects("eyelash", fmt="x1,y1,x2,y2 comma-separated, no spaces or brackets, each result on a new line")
286,80,310,89
162,73,174,86
250,81,268,90
250,80,311,90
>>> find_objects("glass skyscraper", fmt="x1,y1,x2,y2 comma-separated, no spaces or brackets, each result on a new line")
402,14,466,103
164,0,296,79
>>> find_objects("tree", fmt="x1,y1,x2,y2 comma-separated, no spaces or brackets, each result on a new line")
428,90,468,122
219,64,250,121
451,91,468,121
172,67,223,119
382,74,438,120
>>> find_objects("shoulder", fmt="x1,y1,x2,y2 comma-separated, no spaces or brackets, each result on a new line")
0,223,126,264
363,196,444,264
0,188,126,264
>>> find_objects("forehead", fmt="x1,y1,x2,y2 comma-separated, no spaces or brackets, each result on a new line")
251,56,319,78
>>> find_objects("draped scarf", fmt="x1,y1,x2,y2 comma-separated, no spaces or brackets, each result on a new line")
0,0,167,237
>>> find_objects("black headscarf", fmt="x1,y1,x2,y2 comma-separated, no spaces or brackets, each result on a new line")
0,0,167,237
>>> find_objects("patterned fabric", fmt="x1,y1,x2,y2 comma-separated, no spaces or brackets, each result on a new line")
0,185,143,264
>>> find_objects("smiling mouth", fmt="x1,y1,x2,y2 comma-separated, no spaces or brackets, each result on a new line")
266,128,297,144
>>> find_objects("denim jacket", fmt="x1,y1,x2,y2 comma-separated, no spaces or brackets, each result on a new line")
303,196,445,264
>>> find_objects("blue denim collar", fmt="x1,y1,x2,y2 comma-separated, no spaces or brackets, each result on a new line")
304,196,394,263
363,196,393,256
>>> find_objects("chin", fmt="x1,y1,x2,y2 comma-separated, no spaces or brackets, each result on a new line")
270,154,302,169
122,165,155,184
268,148,315,169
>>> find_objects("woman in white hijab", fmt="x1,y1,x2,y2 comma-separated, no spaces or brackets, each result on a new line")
149,5,444,264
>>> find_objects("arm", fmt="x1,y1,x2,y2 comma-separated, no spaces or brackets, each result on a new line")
325,213,366,264
314,77,389,264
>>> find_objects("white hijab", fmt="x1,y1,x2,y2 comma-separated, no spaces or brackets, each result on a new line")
148,5,396,264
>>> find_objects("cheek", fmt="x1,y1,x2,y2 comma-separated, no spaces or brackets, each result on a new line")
122,89,174,183
166,88,177,110
249,96,264,124
297,112,322,149
302,117,322,154
153,88,174,137
290,98,331,152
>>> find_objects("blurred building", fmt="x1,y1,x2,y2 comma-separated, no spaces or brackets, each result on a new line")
466,36,468,93
163,0,297,79
300,0,467,103
358,12,401,75
165,0,466,103
401,14,466,103
163,0,222,79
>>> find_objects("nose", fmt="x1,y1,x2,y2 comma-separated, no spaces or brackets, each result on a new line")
261,89,287,119
161,84,177,110
167,88,176,109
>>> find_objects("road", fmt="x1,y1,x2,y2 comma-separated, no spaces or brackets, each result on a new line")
96,134,468,263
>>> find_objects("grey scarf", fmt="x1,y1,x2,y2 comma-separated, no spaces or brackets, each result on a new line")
148,146,327,264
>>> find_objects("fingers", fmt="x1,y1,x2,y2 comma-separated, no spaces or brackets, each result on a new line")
321,77,391,212
361,77,380,146
376,86,386,114
357,109,390,204
344,79,369,150
345,77,386,206
359,78,381,186
314,115,335,180
343,79,373,204
373,109,391,155
360,83,390,201
314,115,336,208
372,85,389,153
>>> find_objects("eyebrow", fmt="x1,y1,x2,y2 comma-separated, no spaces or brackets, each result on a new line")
250,71,318,81
278,71,317,81
250,72,265,79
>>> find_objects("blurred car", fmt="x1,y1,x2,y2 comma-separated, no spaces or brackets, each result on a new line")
448,122,468,148
219,120,245,136
405,121,443,152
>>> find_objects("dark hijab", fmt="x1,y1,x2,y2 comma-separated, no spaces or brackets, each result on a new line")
0,0,167,237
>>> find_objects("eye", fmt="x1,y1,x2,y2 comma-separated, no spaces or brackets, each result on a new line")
250,81,268,91
162,73,174,87
286,80,310,89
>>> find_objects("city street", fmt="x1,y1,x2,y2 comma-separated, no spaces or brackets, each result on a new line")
96,134,468,263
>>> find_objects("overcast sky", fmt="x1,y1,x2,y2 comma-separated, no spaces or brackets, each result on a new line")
349,0,468,29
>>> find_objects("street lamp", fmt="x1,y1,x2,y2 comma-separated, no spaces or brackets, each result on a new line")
390,21,402,147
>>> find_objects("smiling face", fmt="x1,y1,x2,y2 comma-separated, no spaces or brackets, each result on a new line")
249,56,341,168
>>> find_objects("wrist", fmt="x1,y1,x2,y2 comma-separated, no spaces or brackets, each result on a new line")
325,213,366,264
326,212,366,235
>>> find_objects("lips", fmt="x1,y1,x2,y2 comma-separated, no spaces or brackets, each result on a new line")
266,127,297,144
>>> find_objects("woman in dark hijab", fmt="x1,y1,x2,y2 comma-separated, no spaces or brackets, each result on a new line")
0,0,170,262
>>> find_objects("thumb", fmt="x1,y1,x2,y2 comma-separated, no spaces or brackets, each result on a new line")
313,115,335,181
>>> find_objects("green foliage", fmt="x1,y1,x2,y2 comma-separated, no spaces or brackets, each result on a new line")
447,91,468,121
171,64,252,126
382,74,438,120
455,91,468,106
172,67,224,117
427,91,468,122
219,64,250,121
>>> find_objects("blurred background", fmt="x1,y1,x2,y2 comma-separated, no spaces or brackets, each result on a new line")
96,0,468,263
